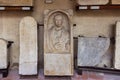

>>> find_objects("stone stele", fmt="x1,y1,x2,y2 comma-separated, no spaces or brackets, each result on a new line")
19,16,38,75
44,10,73,76
77,37,110,67
76,0,109,5
115,21,120,69
0,38,8,69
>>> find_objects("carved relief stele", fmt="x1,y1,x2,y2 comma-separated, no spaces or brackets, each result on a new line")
44,10,73,76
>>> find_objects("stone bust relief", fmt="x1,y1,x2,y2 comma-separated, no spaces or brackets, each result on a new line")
47,13,70,53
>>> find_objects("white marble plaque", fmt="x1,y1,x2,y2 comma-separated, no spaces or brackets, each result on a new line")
77,0,109,5
115,21,120,69
44,10,73,76
0,39,7,69
19,16,38,75
77,37,110,67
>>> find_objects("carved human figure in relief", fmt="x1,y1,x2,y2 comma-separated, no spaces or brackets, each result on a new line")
48,14,70,53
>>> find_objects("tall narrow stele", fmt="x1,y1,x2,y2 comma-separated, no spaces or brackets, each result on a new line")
115,21,120,69
19,16,38,75
0,39,7,69
44,10,73,76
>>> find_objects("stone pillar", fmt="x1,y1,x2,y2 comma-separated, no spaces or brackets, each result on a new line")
19,16,38,75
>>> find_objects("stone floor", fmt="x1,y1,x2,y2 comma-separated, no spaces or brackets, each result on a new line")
1,69,120,80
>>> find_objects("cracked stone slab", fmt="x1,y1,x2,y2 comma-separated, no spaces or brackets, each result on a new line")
77,37,110,67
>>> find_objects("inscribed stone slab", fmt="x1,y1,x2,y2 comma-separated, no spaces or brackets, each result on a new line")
19,16,38,75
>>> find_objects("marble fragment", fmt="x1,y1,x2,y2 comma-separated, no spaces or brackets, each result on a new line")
77,37,110,67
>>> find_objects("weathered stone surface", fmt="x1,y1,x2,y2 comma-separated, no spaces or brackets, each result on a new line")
77,37,110,67
77,0,109,5
44,54,72,75
112,0,120,4
44,10,73,76
97,45,113,68
0,39,7,69
115,21,120,69
19,16,38,75
0,0,33,6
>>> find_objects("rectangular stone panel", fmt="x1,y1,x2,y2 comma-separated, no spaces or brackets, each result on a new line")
77,37,110,68
0,0,33,6
112,0,120,4
77,0,109,5
19,17,38,75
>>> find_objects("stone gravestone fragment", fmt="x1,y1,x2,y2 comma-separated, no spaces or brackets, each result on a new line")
112,0,120,4
115,21,120,69
0,39,8,69
44,10,73,76
77,37,110,67
76,0,109,5
19,16,38,75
